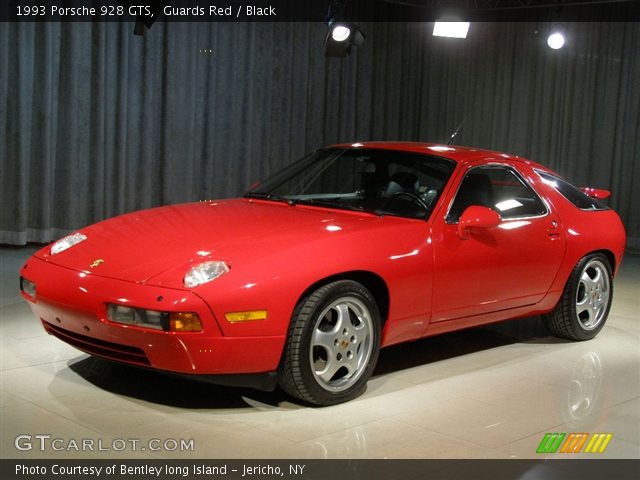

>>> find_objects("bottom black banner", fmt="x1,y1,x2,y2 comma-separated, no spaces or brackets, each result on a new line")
1,459,639,480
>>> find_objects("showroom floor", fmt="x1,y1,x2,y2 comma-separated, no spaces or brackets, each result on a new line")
1,246,638,459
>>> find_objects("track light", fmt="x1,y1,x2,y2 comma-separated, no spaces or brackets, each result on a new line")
325,22,365,57
547,31,565,49
331,25,351,42
433,22,470,39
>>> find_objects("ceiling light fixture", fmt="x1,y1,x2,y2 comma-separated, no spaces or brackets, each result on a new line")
324,1,364,57
433,22,470,39
331,24,351,42
547,31,565,49
325,22,364,57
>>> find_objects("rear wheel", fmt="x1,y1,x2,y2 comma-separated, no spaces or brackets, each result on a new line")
278,280,381,406
544,253,613,341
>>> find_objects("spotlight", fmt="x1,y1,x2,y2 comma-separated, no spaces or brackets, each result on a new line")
325,23,365,57
547,31,565,49
331,25,351,42
433,22,470,39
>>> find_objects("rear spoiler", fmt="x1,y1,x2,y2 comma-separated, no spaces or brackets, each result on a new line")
580,187,611,199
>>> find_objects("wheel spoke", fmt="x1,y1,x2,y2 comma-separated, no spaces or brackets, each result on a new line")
583,307,595,325
334,303,350,331
580,271,595,289
316,358,341,383
576,298,590,315
352,316,366,330
343,354,360,376
593,304,604,320
594,270,607,293
313,330,337,351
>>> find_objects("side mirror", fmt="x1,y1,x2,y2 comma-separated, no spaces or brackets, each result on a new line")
457,206,501,240
580,187,611,199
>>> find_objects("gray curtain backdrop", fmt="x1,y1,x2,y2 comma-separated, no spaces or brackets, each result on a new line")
1,21,639,247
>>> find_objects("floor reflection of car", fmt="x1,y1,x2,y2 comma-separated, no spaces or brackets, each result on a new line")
567,352,603,425
20,142,626,405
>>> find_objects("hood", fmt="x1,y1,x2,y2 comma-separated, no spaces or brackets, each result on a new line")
36,199,392,287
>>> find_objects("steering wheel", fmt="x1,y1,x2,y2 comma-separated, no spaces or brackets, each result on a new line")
390,191,430,212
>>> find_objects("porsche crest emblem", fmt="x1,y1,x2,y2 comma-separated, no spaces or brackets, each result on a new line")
90,259,104,268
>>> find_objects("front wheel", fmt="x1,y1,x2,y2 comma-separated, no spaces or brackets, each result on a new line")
544,253,613,341
278,280,381,406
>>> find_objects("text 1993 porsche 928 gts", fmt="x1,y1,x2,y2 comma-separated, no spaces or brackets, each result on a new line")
20,142,626,405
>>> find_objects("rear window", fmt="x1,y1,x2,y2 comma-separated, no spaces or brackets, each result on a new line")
537,171,607,210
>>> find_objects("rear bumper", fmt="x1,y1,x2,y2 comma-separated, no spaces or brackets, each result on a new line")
20,257,286,378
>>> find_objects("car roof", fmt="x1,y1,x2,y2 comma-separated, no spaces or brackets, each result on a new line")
331,141,549,170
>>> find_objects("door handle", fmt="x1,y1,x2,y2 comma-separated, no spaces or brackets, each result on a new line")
547,220,560,239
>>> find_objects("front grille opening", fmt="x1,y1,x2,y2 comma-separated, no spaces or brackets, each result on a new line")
42,320,151,366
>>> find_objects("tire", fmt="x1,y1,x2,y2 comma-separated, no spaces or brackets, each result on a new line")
544,253,613,341
278,280,382,406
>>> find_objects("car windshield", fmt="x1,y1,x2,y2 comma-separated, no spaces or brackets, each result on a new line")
245,148,456,219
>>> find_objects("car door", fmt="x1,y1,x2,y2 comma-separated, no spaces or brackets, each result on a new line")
430,162,566,322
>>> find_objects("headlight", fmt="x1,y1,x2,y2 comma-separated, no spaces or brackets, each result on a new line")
106,304,203,332
50,233,87,255
107,304,166,330
20,276,36,299
184,261,229,288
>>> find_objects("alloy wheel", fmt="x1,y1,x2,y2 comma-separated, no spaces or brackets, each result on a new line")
310,296,373,392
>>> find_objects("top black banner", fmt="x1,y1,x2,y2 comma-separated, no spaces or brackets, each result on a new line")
2,0,640,23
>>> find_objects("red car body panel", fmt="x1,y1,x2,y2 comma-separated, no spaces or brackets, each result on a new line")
20,142,626,383
429,160,565,322
24,257,282,374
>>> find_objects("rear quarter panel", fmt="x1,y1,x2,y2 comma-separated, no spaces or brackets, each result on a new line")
533,178,626,305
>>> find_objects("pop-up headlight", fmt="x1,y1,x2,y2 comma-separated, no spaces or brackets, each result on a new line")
183,261,229,288
50,233,87,255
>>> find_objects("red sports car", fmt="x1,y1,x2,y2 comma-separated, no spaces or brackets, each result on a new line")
20,142,626,405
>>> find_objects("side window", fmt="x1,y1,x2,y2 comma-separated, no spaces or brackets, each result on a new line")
537,171,607,210
447,166,547,223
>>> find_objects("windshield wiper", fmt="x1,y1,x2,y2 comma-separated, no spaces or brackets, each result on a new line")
245,194,385,216
244,192,297,205
294,198,383,217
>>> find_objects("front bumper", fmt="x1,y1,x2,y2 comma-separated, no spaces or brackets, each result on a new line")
20,257,286,378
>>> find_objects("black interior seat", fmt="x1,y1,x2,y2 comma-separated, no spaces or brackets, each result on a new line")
385,172,419,197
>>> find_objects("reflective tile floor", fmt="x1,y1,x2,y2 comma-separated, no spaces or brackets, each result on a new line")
1,246,638,459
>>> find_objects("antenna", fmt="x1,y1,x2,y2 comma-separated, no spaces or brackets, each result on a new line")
446,100,479,145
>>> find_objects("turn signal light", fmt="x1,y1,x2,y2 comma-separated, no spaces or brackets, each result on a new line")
169,312,203,332
225,310,268,323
